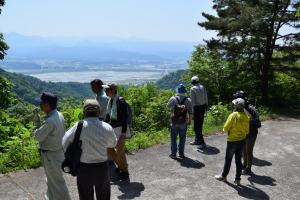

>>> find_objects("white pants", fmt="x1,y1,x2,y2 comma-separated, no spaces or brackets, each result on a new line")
41,149,71,200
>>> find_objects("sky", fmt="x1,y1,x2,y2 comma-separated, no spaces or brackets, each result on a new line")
0,0,216,42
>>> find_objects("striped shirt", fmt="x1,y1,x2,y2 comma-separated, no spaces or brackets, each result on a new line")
62,118,117,163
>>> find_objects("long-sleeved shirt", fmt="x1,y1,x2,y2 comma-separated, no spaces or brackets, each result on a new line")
190,84,208,107
96,89,108,119
107,95,128,133
32,109,66,151
62,118,117,163
223,111,250,142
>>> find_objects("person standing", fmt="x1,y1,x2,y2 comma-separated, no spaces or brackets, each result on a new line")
233,91,261,175
189,76,208,149
104,83,130,181
91,79,108,121
167,84,193,159
63,99,117,200
32,92,71,200
215,98,250,185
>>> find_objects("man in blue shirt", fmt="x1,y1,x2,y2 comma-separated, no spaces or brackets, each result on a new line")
91,79,108,120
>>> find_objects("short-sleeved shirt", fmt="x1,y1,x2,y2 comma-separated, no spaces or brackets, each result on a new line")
167,94,193,124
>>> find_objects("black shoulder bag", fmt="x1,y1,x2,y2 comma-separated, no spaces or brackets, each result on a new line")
61,120,84,176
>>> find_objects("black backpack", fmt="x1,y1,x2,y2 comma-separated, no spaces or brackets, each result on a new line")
171,96,188,124
61,120,84,176
117,97,133,128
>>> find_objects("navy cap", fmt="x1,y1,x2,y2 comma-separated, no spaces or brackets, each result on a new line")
35,92,58,106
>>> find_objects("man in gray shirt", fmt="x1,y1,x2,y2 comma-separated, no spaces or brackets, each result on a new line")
190,76,208,149
32,92,71,200
63,99,117,200
91,79,108,120
167,84,193,159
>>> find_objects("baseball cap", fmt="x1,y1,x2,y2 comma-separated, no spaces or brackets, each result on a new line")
102,82,117,90
83,99,101,112
191,76,199,83
232,98,245,109
35,92,58,106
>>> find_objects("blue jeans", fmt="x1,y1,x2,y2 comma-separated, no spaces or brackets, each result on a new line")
170,123,188,156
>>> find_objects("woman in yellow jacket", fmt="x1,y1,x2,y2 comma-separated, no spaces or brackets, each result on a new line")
215,98,250,185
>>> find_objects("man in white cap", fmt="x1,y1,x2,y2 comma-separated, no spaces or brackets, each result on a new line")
190,76,208,149
215,98,250,186
63,99,117,200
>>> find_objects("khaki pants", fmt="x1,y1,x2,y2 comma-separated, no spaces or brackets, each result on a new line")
108,127,128,172
243,134,257,169
41,149,71,200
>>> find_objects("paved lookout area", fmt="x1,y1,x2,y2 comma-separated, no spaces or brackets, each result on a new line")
1,117,300,200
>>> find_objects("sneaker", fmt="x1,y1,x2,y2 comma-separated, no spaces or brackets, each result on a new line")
234,180,241,186
178,154,186,159
198,144,207,150
169,154,177,159
215,175,227,182
190,141,201,145
117,171,129,181
242,168,252,175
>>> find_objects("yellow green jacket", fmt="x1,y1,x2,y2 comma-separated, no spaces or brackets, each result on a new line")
223,111,250,142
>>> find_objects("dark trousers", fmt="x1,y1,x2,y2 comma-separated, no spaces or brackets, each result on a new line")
222,140,245,181
77,162,110,200
243,133,257,170
193,105,206,144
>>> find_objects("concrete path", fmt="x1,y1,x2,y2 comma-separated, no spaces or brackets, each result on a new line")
1,117,300,200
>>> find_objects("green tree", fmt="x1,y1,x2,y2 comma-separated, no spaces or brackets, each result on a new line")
0,76,13,109
199,0,300,103
0,0,9,60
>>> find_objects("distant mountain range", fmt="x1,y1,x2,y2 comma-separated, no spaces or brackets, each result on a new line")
2,33,197,64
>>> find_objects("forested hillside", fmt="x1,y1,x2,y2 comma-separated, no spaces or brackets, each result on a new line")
0,68,93,104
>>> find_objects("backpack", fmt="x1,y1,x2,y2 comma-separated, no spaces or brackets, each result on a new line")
246,105,262,129
117,97,133,138
117,97,133,128
61,121,83,176
171,96,188,124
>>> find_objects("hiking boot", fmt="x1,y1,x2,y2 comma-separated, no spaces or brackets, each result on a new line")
234,180,241,186
117,171,129,181
242,168,252,175
215,175,227,182
197,144,207,150
169,154,177,159
190,141,201,145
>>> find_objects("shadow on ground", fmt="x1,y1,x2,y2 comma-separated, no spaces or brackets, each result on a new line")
252,157,272,167
109,164,145,199
225,182,270,200
115,181,145,199
248,174,276,186
176,157,205,169
197,145,220,155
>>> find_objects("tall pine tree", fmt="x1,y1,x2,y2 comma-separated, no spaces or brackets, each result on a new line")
199,0,300,103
